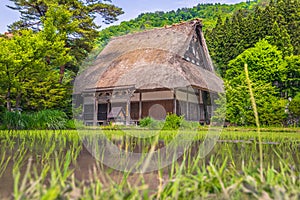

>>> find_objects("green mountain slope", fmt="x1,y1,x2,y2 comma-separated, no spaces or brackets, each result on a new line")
98,0,262,44
206,0,299,77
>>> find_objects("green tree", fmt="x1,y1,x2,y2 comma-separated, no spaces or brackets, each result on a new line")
288,92,300,126
284,55,300,98
207,0,299,77
206,16,233,77
8,0,124,75
226,40,286,89
274,0,300,55
224,40,288,125
0,27,71,111
22,70,73,112
225,81,286,126
265,21,293,57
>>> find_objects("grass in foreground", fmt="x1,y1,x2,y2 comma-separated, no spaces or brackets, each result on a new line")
0,129,299,199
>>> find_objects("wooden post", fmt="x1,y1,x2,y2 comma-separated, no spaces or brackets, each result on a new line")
173,89,177,115
186,87,189,120
198,89,201,121
93,94,98,126
202,91,208,124
126,98,130,125
139,92,142,120
106,100,110,125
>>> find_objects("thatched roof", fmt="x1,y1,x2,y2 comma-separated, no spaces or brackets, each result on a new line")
74,19,223,94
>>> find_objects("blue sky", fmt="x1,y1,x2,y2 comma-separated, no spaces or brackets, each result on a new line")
0,0,244,33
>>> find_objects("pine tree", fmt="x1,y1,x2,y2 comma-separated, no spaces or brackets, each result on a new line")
224,40,288,125
273,0,300,54
206,16,231,77
266,21,293,57
7,0,124,75
207,0,299,77
0,28,71,111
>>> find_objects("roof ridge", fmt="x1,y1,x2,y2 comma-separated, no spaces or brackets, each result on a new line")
109,18,202,41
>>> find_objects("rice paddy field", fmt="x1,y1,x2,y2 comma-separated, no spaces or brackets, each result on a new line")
0,128,300,200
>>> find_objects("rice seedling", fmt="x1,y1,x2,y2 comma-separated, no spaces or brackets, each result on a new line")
0,129,299,199
245,63,264,183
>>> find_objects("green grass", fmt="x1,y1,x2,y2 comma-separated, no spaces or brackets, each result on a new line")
1,110,69,130
0,129,299,199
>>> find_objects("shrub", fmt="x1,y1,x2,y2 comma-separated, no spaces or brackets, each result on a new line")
289,93,300,126
162,114,184,130
1,109,68,130
181,120,200,130
139,117,155,127
65,119,76,130
149,119,164,129
33,110,68,130
2,111,29,130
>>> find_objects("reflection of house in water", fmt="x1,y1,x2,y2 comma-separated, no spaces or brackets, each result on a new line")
73,19,223,125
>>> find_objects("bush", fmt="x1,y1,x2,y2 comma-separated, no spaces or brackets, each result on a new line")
162,114,184,130
65,119,76,130
139,117,155,127
139,117,164,129
1,109,68,130
2,111,30,130
149,120,164,129
289,93,300,126
181,120,200,130
139,114,197,130
33,110,68,130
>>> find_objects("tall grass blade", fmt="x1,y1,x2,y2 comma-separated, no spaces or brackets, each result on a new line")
244,63,264,182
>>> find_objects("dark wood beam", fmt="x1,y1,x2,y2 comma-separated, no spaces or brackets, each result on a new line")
93,96,98,126
173,89,176,115
139,92,142,120
186,86,189,121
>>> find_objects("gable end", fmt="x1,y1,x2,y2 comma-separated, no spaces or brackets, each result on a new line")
183,25,213,72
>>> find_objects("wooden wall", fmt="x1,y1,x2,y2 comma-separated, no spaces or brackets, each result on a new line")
142,100,173,120
82,88,217,124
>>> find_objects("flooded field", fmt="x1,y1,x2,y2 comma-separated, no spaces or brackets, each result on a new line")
0,130,300,199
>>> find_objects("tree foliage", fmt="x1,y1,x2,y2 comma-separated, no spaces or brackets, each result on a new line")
284,55,300,98
0,20,72,111
8,0,124,74
225,80,287,126
288,92,300,126
1,0,123,113
206,0,300,77
97,1,260,46
226,40,286,90
224,40,288,125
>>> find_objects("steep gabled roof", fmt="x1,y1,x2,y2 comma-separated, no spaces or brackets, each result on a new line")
74,19,223,94
107,107,125,119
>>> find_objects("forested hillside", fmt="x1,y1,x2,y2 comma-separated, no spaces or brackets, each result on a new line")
98,0,262,43
207,0,300,126
207,0,299,76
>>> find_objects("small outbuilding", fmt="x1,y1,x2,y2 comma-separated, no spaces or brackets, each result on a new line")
73,19,223,125
107,107,126,125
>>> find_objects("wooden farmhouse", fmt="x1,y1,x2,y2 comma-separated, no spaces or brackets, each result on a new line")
73,19,223,125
